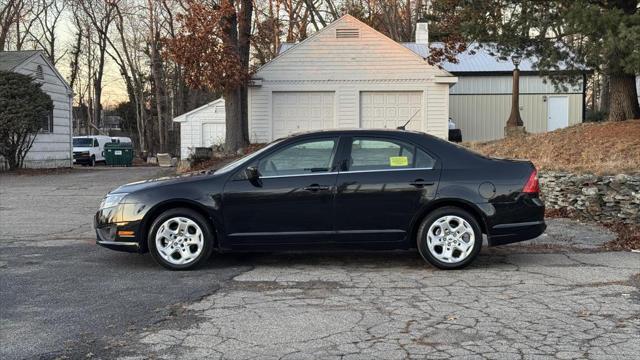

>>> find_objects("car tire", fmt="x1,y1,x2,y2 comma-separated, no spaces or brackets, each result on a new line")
417,206,482,270
147,208,214,270
90,155,96,167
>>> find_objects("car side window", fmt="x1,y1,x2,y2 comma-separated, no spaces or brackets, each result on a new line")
415,148,436,169
93,139,99,147
258,139,337,177
348,138,435,171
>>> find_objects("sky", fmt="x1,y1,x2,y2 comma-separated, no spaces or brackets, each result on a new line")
51,12,129,107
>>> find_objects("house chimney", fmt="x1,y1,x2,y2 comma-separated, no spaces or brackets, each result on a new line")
415,22,429,45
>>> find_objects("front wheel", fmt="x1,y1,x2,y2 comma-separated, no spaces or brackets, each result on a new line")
90,155,96,167
148,208,214,270
417,207,482,270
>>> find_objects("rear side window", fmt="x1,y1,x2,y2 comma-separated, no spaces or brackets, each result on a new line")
348,137,435,171
258,138,337,177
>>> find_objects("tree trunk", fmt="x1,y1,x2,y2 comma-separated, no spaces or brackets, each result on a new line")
608,74,640,121
224,87,244,153
599,74,610,113
220,0,247,153
238,0,252,145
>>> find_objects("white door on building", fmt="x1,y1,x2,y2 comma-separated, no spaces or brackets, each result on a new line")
360,92,423,131
547,96,569,131
202,123,226,146
272,92,335,139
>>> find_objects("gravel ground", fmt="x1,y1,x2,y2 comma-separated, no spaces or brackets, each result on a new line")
0,167,638,360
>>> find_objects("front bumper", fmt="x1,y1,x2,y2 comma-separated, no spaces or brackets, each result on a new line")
73,152,91,164
94,206,143,253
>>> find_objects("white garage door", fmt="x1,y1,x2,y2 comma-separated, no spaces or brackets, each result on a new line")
202,123,225,146
360,92,423,131
272,92,334,139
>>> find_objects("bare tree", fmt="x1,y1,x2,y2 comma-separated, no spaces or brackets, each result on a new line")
0,0,22,50
75,0,117,131
24,0,66,64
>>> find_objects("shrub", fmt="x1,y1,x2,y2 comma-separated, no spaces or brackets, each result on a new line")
0,71,53,170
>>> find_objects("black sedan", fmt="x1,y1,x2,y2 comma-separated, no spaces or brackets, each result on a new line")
95,129,545,270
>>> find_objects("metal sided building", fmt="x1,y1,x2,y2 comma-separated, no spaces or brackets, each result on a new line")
440,46,587,142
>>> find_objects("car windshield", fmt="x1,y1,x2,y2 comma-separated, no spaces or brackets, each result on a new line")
214,140,283,174
73,138,93,146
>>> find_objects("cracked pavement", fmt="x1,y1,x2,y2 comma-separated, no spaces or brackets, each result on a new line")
110,251,640,360
1,168,639,359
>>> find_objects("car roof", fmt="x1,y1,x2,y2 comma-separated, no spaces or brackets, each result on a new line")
285,128,428,139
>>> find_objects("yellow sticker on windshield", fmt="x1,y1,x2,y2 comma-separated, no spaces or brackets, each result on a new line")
389,156,409,167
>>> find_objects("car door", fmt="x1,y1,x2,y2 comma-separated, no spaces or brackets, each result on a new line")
222,137,340,247
334,136,440,245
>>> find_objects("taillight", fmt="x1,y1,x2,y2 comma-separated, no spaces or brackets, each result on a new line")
522,169,540,194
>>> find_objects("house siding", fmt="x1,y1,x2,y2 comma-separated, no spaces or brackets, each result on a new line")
249,15,454,143
449,75,584,141
11,54,73,168
175,100,225,159
450,93,583,142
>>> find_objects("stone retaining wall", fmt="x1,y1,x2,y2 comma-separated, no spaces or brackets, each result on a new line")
539,172,640,224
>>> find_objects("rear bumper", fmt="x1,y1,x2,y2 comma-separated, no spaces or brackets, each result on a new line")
486,195,546,246
488,221,546,246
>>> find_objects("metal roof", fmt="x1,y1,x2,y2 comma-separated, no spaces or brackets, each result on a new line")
0,50,40,71
278,42,579,74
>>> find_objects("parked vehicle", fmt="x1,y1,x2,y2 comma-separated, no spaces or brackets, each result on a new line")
110,136,133,145
95,129,545,270
73,135,112,166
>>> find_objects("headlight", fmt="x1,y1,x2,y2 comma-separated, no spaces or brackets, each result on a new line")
99,193,127,209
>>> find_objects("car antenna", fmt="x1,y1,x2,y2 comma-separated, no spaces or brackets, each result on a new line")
397,109,421,130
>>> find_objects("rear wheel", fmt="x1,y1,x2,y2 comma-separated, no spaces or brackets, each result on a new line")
417,207,482,270
148,208,214,270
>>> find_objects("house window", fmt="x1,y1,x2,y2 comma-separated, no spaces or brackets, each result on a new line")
40,109,54,133
35,65,44,80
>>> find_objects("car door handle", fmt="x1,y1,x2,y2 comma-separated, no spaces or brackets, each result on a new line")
303,184,330,192
410,179,434,188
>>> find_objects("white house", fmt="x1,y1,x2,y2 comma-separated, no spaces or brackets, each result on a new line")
173,15,455,158
173,98,226,159
0,50,73,168
248,15,456,143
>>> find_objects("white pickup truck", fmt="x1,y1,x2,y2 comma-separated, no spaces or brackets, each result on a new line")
72,135,112,166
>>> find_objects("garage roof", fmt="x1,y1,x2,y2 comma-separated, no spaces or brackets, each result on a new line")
278,42,584,74
173,97,224,123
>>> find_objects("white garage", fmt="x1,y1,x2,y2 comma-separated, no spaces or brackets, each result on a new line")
360,92,423,131
272,92,335,138
248,14,456,143
172,98,225,159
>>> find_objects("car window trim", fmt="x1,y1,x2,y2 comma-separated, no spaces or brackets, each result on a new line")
259,166,436,179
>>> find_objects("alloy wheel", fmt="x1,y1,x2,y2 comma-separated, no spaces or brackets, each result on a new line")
155,217,204,266
426,215,475,264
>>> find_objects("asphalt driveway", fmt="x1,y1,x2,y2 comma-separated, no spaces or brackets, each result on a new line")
0,168,638,359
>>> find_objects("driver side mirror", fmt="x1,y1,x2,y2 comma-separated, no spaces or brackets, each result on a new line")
245,166,262,186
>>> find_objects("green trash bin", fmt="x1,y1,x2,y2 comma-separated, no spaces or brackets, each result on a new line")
104,142,134,167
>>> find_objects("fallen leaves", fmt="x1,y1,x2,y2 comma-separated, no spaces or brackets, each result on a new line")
465,120,640,175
